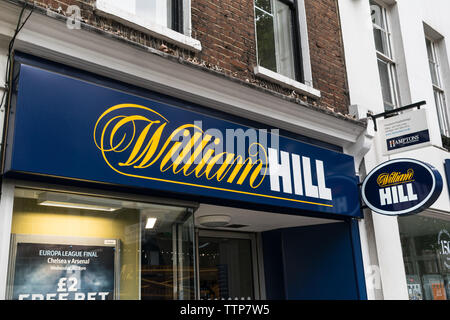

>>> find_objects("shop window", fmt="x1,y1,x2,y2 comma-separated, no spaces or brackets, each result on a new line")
426,37,450,137
398,215,450,300
370,0,401,111
6,188,195,300
254,0,303,82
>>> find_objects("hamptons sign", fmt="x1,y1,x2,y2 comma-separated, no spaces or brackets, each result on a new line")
5,59,361,217
380,109,431,155
361,159,443,216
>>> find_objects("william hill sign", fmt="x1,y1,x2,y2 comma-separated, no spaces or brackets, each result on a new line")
361,159,443,216
4,57,361,218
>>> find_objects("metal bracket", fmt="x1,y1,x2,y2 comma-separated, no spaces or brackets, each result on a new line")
367,101,426,132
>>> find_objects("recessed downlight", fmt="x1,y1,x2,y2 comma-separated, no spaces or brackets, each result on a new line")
197,215,232,228
145,217,157,229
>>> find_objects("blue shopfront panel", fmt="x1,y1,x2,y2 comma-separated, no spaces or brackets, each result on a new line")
262,222,367,300
445,159,450,196
5,58,361,218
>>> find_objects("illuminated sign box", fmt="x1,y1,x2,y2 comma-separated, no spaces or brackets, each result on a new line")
5,57,361,218
361,159,443,216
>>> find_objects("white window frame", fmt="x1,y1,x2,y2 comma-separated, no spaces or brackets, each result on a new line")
253,0,319,99
426,37,450,137
426,38,442,88
370,0,401,111
94,0,201,52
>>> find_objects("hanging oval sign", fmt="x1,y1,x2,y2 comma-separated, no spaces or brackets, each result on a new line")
361,158,443,216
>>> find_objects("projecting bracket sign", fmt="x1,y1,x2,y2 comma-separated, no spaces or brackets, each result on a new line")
361,158,443,216
379,108,431,155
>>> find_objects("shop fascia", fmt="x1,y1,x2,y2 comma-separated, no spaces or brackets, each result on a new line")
5,60,360,217
95,111,333,202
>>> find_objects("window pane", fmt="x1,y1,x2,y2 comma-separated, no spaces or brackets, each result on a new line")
140,207,195,300
434,89,450,137
433,89,444,133
274,0,296,79
426,39,434,62
373,28,389,56
377,59,394,110
199,237,254,300
399,215,450,300
109,0,136,14
256,7,277,73
109,0,173,29
166,0,173,30
7,188,195,300
136,0,171,28
429,61,440,86
370,1,385,29
442,94,450,137
426,39,440,87
255,0,272,13
370,1,390,56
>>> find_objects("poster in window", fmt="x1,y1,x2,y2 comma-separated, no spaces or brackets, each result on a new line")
422,275,447,300
10,241,117,300
406,275,423,300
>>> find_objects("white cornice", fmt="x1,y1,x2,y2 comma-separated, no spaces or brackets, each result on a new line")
0,0,367,148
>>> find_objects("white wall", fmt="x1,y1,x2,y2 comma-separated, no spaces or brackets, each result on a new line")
394,0,450,146
339,0,385,116
390,146,450,212
339,0,450,300
341,0,450,145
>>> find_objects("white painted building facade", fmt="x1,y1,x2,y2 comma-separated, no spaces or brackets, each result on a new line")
339,0,450,300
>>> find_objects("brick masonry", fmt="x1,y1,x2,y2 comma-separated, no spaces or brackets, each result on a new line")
25,0,351,115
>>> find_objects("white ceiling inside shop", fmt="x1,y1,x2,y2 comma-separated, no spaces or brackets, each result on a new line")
194,204,340,233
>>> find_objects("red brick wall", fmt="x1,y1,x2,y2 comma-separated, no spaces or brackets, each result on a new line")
191,0,257,76
26,0,350,114
305,0,349,114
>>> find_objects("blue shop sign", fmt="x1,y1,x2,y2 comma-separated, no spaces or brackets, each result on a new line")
445,159,450,196
386,130,430,152
4,60,361,218
361,159,443,216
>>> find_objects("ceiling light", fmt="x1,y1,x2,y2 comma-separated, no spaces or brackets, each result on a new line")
198,242,210,249
197,215,232,228
37,193,121,212
145,217,157,229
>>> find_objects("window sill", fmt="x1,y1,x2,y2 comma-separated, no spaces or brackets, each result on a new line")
253,66,321,99
94,0,202,53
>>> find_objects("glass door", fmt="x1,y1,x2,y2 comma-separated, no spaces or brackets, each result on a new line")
198,230,260,300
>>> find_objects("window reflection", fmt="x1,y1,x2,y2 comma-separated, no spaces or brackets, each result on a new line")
8,188,195,300
199,236,254,300
399,215,450,300
255,0,297,80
